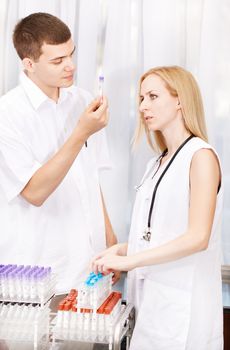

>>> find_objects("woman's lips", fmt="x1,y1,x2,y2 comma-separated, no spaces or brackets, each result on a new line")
144,116,154,121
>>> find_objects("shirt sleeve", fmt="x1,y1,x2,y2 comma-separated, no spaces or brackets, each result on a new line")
0,118,41,202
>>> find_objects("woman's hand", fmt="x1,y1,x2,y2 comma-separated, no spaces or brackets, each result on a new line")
91,254,137,274
92,243,128,261
90,243,129,284
100,246,122,284
111,270,121,285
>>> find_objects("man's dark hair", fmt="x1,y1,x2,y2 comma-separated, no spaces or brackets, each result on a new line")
13,12,71,61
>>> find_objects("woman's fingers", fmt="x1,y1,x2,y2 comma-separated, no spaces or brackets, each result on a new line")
112,271,121,285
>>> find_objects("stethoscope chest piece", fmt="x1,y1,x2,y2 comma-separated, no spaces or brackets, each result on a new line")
142,227,152,242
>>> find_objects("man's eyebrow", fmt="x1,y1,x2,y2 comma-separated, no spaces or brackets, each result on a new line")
49,46,76,61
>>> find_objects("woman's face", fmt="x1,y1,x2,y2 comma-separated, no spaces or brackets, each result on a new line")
139,74,180,132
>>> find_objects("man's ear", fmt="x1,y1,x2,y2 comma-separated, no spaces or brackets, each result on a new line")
22,57,35,73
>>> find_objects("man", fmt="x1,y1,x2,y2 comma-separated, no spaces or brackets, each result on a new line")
0,12,118,294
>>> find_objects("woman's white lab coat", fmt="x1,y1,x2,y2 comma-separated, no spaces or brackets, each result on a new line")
127,137,223,350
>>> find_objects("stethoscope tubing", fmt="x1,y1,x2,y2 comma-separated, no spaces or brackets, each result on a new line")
145,134,194,239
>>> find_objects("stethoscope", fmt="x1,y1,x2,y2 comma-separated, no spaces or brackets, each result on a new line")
141,134,194,242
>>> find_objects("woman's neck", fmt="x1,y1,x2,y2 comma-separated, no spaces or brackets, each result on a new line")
160,130,192,166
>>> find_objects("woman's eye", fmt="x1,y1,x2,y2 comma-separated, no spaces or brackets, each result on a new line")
150,94,157,100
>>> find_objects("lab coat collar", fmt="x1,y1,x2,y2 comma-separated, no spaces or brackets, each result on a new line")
20,71,75,110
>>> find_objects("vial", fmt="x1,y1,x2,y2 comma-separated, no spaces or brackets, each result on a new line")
98,76,104,103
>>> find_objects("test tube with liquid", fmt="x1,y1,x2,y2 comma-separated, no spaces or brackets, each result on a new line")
98,76,104,103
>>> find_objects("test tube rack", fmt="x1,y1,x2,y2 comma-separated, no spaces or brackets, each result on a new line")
52,288,122,343
52,273,136,350
0,264,56,306
77,272,112,310
0,264,56,350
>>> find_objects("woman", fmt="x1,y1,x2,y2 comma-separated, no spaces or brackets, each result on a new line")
91,66,223,350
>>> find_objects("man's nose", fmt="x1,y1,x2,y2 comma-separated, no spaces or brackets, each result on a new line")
64,57,75,72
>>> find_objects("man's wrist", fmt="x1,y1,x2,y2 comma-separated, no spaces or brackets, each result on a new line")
72,126,89,144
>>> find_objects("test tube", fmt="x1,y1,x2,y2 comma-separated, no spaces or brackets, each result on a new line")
98,76,104,103
76,308,84,340
91,310,98,341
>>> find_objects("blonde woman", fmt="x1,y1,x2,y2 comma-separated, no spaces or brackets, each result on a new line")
91,66,223,350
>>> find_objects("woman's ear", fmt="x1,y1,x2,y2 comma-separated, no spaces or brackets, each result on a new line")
22,57,35,73
176,100,181,110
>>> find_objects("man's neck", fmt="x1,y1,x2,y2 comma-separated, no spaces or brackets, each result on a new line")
26,71,59,102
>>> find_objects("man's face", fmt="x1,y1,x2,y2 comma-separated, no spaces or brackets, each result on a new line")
31,38,76,89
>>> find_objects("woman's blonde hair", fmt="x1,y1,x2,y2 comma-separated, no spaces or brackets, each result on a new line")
133,65,208,152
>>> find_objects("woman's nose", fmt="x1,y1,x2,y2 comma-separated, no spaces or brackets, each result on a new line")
139,99,149,113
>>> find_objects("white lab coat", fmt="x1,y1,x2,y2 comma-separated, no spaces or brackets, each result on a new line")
0,72,111,293
127,137,223,350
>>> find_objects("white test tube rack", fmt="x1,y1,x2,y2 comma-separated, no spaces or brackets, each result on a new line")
0,264,55,350
52,273,124,346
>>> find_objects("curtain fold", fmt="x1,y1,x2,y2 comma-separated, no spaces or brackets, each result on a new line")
98,0,144,237
76,0,101,92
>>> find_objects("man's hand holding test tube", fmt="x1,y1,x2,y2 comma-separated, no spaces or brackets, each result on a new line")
98,76,104,104
76,76,107,147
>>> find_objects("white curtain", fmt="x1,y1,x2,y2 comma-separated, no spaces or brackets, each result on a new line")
142,0,230,257
0,0,230,300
